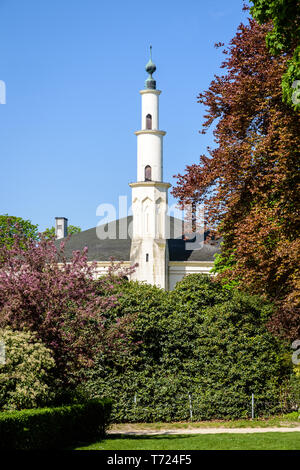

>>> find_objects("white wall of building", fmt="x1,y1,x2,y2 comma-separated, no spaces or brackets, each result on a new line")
168,261,214,290
76,260,214,291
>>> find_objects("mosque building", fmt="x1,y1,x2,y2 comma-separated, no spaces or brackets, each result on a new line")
55,50,220,290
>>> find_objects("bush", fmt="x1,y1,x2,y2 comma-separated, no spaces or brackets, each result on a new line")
162,289,288,419
170,273,232,314
0,328,55,411
82,275,292,422
0,398,113,449
94,280,170,369
279,374,300,412
0,236,135,387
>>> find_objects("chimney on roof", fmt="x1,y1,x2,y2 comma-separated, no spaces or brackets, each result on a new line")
55,217,68,239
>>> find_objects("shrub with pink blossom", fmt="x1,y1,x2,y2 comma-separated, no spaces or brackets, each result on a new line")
0,234,136,389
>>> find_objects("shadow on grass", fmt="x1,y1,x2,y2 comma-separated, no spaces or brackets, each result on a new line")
76,433,194,444
106,433,194,440
69,433,197,449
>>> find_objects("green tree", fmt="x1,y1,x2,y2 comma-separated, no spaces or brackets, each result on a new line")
0,215,38,249
211,249,239,289
67,225,81,235
250,0,300,109
172,18,300,339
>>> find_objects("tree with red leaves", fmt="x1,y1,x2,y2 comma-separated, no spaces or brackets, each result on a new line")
172,18,300,340
0,234,136,387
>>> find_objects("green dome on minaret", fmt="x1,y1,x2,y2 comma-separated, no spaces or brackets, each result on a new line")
145,45,156,90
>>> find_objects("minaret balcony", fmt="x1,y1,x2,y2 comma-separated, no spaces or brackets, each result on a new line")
129,181,171,188
135,130,166,136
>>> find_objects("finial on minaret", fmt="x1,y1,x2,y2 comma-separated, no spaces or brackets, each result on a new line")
145,45,156,90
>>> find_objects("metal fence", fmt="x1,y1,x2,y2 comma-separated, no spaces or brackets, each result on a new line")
112,391,299,422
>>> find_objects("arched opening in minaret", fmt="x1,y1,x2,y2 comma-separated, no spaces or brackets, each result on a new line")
145,165,152,181
146,114,152,130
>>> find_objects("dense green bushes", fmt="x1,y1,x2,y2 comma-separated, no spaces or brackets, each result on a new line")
0,398,112,449
0,273,296,424
82,274,294,422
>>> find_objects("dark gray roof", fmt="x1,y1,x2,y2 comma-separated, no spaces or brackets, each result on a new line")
55,216,220,262
55,217,132,261
168,237,220,261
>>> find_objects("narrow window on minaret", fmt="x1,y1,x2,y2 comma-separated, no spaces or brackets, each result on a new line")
145,165,152,181
146,114,152,129
146,253,149,262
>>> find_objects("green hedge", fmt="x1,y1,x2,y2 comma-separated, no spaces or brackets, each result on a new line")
83,276,293,422
0,398,112,450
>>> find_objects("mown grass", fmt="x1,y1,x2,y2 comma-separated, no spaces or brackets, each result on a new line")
108,412,300,432
75,432,300,450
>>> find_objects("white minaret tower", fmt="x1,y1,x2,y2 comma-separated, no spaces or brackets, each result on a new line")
130,47,171,288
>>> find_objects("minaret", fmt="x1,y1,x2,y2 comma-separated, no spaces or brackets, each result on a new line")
130,47,171,289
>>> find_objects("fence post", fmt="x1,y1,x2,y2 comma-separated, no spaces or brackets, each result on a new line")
251,393,254,419
188,393,193,420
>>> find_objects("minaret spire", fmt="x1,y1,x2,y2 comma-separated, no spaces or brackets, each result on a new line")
145,45,156,90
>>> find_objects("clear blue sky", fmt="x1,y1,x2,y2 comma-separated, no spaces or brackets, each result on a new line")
0,0,249,232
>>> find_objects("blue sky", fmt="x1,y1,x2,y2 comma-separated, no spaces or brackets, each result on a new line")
0,0,249,231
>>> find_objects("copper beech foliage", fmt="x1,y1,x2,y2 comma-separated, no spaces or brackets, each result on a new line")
172,19,300,339
0,234,137,386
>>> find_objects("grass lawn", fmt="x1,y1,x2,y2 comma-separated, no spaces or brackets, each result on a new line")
108,413,300,432
75,432,300,451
